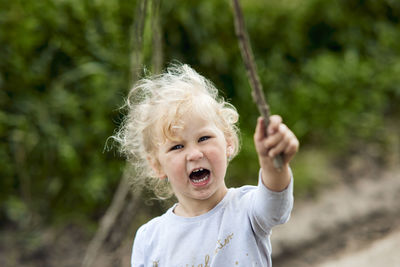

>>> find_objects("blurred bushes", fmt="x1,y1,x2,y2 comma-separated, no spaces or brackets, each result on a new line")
1,0,137,226
1,0,399,227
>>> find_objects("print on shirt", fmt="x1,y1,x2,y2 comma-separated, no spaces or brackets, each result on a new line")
179,232,235,267
214,233,234,255
184,254,210,267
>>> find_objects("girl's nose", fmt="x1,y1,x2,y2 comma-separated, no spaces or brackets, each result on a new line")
186,147,204,161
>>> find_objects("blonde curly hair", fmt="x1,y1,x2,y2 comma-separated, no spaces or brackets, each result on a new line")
112,64,240,199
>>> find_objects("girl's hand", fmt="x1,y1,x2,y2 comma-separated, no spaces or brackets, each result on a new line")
254,115,299,170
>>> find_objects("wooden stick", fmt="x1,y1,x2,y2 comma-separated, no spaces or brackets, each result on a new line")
231,0,284,170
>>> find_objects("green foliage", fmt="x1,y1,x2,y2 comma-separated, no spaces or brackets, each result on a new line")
1,0,399,227
0,0,136,226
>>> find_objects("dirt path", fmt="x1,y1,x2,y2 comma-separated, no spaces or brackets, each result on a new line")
316,228,400,267
271,167,400,267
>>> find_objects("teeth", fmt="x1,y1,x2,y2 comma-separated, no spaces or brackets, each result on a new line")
192,168,204,173
192,174,209,183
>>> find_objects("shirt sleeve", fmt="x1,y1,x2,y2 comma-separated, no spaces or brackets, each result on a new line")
249,168,294,236
131,225,146,267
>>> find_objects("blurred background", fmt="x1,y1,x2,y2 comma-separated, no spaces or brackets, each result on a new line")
1,0,399,266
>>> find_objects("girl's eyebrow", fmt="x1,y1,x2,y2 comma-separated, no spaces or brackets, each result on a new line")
163,138,182,147
198,126,218,134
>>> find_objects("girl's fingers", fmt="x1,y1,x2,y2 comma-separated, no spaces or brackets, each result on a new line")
264,124,298,159
284,138,299,157
255,115,282,142
267,115,282,135
254,115,299,163
268,132,290,157
263,123,287,150
254,117,267,142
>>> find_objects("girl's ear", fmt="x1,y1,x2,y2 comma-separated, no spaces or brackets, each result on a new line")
226,140,235,158
227,146,233,156
147,156,166,179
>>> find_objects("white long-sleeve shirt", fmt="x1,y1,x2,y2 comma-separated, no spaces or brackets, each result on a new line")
132,171,293,267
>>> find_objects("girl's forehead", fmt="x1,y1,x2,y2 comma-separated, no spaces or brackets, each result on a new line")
173,114,219,134
156,114,221,142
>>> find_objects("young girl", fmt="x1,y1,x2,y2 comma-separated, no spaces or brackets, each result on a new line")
113,64,299,267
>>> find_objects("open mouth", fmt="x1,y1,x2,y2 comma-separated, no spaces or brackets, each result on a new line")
189,168,210,185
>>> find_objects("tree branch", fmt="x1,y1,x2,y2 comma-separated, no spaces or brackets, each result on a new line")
82,168,137,267
151,0,163,74
130,0,149,83
82,1,149,266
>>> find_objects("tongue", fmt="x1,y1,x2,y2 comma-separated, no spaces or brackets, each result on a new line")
190,169,210,181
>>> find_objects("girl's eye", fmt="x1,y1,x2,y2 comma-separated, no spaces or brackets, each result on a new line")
170,144,183,151
199,136,211,142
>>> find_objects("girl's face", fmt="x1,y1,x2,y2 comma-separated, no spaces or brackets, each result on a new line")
154,113,232,212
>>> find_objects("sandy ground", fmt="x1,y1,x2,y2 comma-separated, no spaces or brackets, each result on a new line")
271,167,400,267
316,229,400,267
